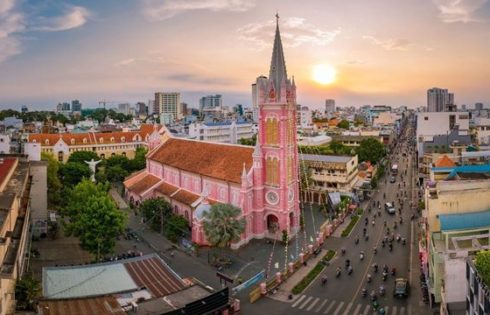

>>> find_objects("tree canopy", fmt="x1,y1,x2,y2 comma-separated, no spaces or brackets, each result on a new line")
67,151,99,164
203,203,246,248
63,179,126,260
356,138,386,164
59,162,91,187
475,251,490,286
337,120,350,129
41,152,62,207
139,197,172,231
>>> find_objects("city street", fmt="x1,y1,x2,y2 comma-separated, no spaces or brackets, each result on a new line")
242,118,432,315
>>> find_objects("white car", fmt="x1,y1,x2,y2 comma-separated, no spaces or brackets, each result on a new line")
384,202,396,214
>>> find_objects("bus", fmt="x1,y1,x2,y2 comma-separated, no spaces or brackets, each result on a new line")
391,164,398,175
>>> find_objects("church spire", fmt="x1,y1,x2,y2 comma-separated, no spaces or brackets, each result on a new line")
269,13,288,96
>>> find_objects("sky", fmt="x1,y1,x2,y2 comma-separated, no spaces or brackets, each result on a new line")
0,0,489,111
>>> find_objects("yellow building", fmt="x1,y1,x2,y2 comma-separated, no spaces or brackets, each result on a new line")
26,124,168,162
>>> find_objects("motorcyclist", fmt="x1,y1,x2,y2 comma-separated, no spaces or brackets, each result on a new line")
373,263,378,272
365,217,368,226
391,267,396,276
360,251,365,260
373,247,377,255
322,275,328,285
367,274,372,283
336,267,341,277
348,265,353,275
379,285,385,296
362,288,367,297
341,247,346,255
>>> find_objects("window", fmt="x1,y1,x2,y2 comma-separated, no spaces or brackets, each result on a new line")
83,138,87,144
45,139,49,145
424,117,429,121
110,137,115,143
121,137,126,143
99,138,104,143
71,138,75,145
57,151,63,162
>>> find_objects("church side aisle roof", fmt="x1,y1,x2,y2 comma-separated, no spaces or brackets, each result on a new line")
147,138,254,184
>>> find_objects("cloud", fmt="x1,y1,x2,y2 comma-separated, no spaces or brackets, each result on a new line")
433,0,488,23
116,58,136,67
238,17,341,50
0,1,24,64
166,72,236,85
142,0,255,21
35,6,90,31
362,35,412,51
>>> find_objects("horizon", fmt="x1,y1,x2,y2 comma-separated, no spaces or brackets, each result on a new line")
1,0,489,111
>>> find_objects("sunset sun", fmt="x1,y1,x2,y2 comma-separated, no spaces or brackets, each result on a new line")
313,64,337,85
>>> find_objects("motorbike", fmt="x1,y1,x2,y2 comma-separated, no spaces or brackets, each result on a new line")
362,288,368,297
370,290,377,301
373,247,377,255
336,268,341,278
360,252,365,261
355,238,359,245
367,274,372,283
348,266,353,275
365,234,369,241
373,264,378,273
402,238,406,245
341,248,346,255
321,276,328,286
391,268,396,276
379,286,385,296
382,272,387,281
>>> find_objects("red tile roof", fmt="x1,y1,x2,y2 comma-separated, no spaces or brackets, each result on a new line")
37,296,125,315
171,189,200,206
148,138,253,184
435,155,456,168
123,255,186,298
154,181,179,196
0,158,17,190
125,174,160,196
27,124,162,147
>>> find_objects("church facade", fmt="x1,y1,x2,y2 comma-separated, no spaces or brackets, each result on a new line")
124,17,301,248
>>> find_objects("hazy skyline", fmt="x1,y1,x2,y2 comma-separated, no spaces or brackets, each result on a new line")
0,0,489,111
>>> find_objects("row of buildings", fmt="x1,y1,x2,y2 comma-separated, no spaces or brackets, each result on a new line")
414,109,490,314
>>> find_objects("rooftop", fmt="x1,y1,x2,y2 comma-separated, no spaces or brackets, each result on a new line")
38,296,126,315
439,210,490,232
0,158,16,190
43,254,186,299
147,137,253,184
300,154,353,164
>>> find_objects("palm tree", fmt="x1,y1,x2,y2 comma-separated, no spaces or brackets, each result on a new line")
203,203,246,249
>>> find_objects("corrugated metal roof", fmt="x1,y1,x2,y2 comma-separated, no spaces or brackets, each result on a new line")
300,154,352,163
439,210,490,231
433,164,490,173
43,263,137,299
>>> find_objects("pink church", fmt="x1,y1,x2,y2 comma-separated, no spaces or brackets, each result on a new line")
124,17,301,248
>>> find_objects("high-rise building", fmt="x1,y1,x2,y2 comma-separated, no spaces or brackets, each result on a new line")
71,100,82,112
179,102,188,117
325,99,335,113
427,88,454,112
154,92,180,122
475,103,484,111
199,95,222,111
118,103,131,115
136,102,147,116
21,105,28,113
252,76,268,122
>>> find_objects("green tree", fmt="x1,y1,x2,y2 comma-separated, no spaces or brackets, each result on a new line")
356,138,386,164
64,180,126,260
203,203,246,248
337,119,350,129
41,152,62,207
139,198,172,232
67,151,100,164
106,155,130,169
15,275,41,310
475,251,490,286
106,164,129,183
238,134,257,146
59,162,91,186
127,147,147,171
164,215,189,243
329,140,347,154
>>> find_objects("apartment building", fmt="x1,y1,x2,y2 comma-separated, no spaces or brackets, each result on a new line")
188,121,254,144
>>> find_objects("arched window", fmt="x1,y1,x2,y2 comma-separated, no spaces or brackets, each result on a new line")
266,157,279,186
110,137,115,143
174,205,179,214
99,137,104,143
100,153,105,159
121,137,126,143
71,138,75,145
57,151,63,162
122,152,126,157
45,139,49,145
83,138,87,144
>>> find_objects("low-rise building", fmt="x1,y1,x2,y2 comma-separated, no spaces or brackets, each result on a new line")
25,124,167,162
424,164,490,307
331,135,382,147
299,154,359,204
0,155,32,314
188,121,254,144
465,257,490,315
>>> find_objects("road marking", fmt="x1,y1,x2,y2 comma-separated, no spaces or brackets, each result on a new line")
307,297,320,311
342,302,353,315
352,303,362,315
362,304,370,315
400,306,406,315
392,306,397,314
324,300,336,314
315,299,328,313
332,301,344,315
384,306,389,314
298,296,313,310
291,295,305,308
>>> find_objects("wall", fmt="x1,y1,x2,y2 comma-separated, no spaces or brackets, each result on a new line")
443,255,468,303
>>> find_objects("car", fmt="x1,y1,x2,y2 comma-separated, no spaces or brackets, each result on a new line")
394,278,410,298
384,202,396,214
390,176,396,183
